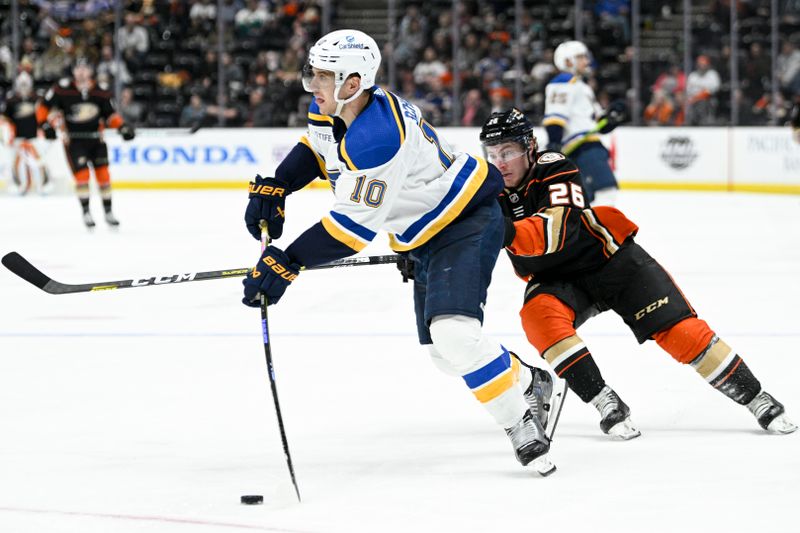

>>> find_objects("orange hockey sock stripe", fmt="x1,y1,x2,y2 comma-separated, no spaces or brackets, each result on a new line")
94,165,111,186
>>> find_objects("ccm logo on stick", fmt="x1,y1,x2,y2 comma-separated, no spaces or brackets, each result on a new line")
131,273,197,286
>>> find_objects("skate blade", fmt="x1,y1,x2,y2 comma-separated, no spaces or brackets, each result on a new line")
608,418,641,440
767,414,798,435
529,454,557,477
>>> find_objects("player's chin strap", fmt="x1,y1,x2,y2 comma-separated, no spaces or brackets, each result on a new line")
332,84,367,117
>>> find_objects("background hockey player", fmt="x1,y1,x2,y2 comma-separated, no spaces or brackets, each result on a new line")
791,98,800,144
543,41,627,206
36,58,135,228
481,108,797,437
0,71,51,194
241,29,554,472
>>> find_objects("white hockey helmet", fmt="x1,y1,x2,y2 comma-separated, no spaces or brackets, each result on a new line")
302,29,381,114
553,40,591,74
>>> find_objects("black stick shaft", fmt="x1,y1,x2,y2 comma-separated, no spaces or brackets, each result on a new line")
1,252,399,295
259,225,301,502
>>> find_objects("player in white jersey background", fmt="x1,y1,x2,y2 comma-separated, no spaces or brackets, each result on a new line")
240,29,555,471
543,41,628,206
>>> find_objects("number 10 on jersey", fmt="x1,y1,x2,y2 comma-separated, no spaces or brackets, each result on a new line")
350,176,387,208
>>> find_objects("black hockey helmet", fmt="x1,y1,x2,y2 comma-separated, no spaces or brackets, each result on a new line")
480,108,535,149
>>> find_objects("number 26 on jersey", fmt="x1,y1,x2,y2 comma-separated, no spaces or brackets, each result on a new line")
549,182,585,208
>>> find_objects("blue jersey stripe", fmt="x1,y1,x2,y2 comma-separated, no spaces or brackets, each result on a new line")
544,113,569,120
463,348,511,389
395,156,477,244
329,210,377,242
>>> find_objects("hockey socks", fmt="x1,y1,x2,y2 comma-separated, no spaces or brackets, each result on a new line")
688,336,760,404
543,336,604,403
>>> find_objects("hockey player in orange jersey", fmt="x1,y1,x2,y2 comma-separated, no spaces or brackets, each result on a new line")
480,108,796,436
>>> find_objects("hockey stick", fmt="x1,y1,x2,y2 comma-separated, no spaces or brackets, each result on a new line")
258,222,301,503
1,252,399,295
66,125,202,140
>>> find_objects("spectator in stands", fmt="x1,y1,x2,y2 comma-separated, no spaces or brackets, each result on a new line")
777,41,800,95
530,49,557,91
395,13,426,67
422,75,451,126
686,55,720,125
117,13,149,69
180,93,207,128
742,43,770,101
243,88,274,127
652,63,686,98
96,44,131,86
413,47,447,91
189,0,217,25
595,0,631,44
644,88,676,125
488,85,513,114
119,87,145,127
206,93,243,127
38,35,71,81
221,52,245,84
461,89,491,127
235,0,270,38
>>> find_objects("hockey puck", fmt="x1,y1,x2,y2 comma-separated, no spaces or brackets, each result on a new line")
240,495,264,505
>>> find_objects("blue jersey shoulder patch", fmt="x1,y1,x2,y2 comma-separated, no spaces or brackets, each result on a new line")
548,72,574,85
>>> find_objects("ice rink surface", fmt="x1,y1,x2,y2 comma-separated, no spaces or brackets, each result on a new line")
1,188,798,533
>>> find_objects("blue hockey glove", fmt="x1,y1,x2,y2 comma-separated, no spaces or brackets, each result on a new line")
242,245,300,307
245,175,288,240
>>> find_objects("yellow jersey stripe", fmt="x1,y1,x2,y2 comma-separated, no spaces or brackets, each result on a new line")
308,112,334,124
385,91,406,145
299,136,329,179
321,216,368,252
388,157,489,252
543,117,568,127
339,136,358,171
473,370,516,403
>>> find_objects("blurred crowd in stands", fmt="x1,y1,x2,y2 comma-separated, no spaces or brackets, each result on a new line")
1,0,798,128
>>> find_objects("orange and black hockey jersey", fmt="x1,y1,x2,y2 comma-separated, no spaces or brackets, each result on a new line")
498,150,639,281
0,94,39,139
36,79,123,134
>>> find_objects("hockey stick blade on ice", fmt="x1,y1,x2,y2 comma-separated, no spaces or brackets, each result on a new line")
1,251,400,295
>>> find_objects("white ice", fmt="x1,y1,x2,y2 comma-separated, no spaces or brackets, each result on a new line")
1,188,798,533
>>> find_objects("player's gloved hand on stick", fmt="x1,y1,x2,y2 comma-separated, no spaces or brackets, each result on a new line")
242,245,300,307
118,123,136,141
597,99,629,134
41,122,57,140
245,174,288,240
396,253,414,282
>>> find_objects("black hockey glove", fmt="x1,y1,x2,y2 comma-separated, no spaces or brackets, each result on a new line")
41,122,57,140
245,175,288,240
396,253,414,283
119,123,136,141
597,99,629,134
503,217,516,248
242,245,300,307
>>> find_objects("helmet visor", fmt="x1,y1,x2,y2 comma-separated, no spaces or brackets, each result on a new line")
485,145,527,165
302,62,336,93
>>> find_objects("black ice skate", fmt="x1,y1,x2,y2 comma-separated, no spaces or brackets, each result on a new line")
747,391,797,434
82,211,96,229
104,210,120,227
523,367,554,428
505,410,555,475
591,385,641,440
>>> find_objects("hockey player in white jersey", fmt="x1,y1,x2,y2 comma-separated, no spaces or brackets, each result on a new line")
543,41,628,206
241,29,555,472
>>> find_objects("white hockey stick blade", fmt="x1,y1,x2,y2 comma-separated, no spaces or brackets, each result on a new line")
530,454,557,477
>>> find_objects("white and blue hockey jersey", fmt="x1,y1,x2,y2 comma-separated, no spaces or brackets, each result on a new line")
543,73,603,155
284,88,500,267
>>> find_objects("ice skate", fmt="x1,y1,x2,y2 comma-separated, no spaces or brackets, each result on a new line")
505,410,555,475
747,391,797,434
523,367,554,428
82,211,96,229
103,210,120,227
591,385,641,440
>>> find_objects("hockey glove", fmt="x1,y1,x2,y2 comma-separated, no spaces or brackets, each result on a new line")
245,175,288,240
242,245,300,307
396,253,415,283
41,122,57,140
597,99,629,134
503,217,516,248
119,123,136,141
